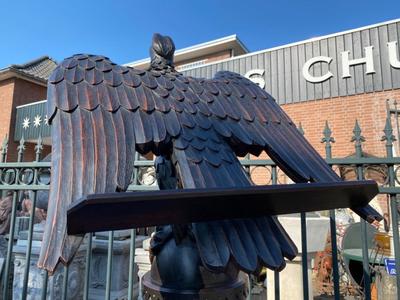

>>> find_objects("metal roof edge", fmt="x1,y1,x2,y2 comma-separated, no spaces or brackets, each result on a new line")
180,18,400,73
16,99,47,109
125,34,248,67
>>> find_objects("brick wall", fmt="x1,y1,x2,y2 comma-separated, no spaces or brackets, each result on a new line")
10,79,48,161
281,90,400,158
0,79,15,146
250,89,400,214
0,77,47,161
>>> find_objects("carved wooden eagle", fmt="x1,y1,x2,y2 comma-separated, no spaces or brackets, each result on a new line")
38,34,381,273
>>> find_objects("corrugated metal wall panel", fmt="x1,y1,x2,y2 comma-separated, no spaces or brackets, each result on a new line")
313,40,323,100
328,37,339,98
298,43,307,102
182,20,400,104
15,102,51,141
389,23,400,88
305,42,315,101
321,39,331,99
361,29,374,93
379,25,392,90
284,47,292,103
291,46,300,102
370,27,383,91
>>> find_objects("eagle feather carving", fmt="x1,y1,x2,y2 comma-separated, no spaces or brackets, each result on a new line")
38,34,381,273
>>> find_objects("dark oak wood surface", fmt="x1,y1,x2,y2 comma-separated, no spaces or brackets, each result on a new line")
39,33,381,274
67,180,378,235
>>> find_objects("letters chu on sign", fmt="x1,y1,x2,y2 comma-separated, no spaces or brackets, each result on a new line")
245,40,400,86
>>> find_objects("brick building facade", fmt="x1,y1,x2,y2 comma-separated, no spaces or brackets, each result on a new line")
181,19,400,163
283,90,397,158
0,56,56,161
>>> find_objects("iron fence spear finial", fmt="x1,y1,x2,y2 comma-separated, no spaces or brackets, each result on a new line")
17,135,26,162
321,121,335,159
1,135,8,162
382,116,396,157
351,120,365,158
35,134,43,161
297,122,305,136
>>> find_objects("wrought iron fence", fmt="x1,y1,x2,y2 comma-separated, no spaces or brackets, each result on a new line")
0,113,399,299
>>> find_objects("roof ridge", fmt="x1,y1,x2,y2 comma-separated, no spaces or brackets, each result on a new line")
0,55,58,82
10,56,56,69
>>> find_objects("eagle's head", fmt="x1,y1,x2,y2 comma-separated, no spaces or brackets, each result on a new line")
150,33,176,70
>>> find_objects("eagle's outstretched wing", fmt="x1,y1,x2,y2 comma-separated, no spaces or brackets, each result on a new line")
209,71,381,221
38,53,381,273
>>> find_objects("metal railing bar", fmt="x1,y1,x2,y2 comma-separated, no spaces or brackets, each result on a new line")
387,156,400,297
389,194,400,299
126,185,158,191
271,165,280,300
1,180,389,192
300,212,309,300
0,162,51,168
382,114,400,298
62,265,69,300
105,230,114,300
0,185,50,190
329,210,340,300
274,271,280,300
133,160,154,167
379,187,400,194
21,190,37,300
353,121,372,299
2,141,25,300
21,144,42,300
83,232,93,300
0,181,398,193
2,156,400,168
0,153,397,168
128,152,141,300
127,229,137,300
240,157,400,165
323,124,341,300
360,220,371,300
40,270,48,300
2,191,18,300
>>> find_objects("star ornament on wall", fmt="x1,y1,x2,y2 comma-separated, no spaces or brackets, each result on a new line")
22,117,30,129
33,115,42,128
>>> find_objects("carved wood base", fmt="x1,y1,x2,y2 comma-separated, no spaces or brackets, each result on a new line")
142,271,248,300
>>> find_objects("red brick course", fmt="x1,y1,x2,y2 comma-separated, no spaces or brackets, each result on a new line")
281,90,400,158
0,77,47,161
0,79,15,146
250,90,400,214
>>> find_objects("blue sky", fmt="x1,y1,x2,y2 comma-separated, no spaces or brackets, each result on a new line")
0,0,399,67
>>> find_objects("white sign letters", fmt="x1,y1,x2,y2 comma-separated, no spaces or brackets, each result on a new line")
341,46,375,78
302,56,333,83
301,41,399,83
245,39,400,85
244,69,265,89
388,41,400,68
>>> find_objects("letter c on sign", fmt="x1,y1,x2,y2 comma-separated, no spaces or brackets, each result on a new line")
244,69,265,89
302,56,333,83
